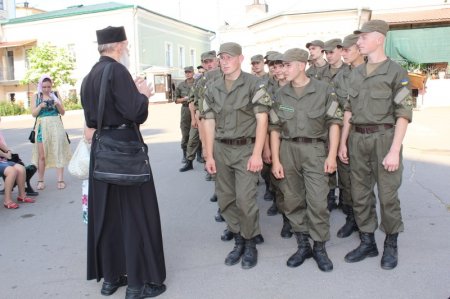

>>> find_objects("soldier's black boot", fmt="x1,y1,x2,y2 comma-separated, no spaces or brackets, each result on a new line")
286,232,312,268
337,206,358,238
241,238,258,269
266,199,278,216
263,189,274,202
179,160,193,172
181,149,187,163
280,214,293,239
214,209,224,222
345,232,379,263
381,233,398,270
209,193,217,202
225,234,245,266
312,241,333,272
327,189,337,211
253,234,264,244
221,228,234,241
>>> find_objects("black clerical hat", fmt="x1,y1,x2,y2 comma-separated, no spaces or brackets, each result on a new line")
96,26,127,44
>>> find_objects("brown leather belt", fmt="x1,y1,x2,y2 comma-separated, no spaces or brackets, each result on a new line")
218,137,256,146
354,124,394,134
289,137,324,143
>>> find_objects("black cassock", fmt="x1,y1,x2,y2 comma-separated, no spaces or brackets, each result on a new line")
81,56,166,287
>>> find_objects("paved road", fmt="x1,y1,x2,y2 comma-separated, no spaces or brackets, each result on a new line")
0,104,449,299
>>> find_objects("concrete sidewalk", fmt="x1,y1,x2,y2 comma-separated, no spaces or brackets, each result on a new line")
0,105,449,299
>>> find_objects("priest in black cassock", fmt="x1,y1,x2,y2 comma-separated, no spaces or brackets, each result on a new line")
80,26,166,299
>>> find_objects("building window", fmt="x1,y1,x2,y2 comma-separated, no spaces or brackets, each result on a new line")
165,42,173,67
178,46,185,69
190,49,196,67
6,50,14,80
0,1,3,10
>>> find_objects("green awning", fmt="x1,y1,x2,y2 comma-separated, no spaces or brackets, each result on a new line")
385,27,450,64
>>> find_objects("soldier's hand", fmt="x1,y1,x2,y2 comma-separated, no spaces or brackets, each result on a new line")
247,154,263,173
191,118,198,129
382,151,400,172
205,158,216,174
271,162,284,179
262,148,272,164
338,144,349,164
324,156,337,174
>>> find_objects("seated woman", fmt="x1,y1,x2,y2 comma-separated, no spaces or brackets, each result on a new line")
0,130,35,209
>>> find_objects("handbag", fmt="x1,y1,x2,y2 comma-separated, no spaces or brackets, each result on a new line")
68,137,91,180
29,117,38,143
91,63,151,186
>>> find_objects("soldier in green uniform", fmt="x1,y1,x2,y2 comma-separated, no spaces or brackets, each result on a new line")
251,54,267,77
262,52,292,239
339,20,413,270
322,39,346,83
321,38,347,211
203,42,270,269
333,33,365,238
305,40,328,80
175,66,195,163
255,52,277,212
270,48,342,272
179,59,214,172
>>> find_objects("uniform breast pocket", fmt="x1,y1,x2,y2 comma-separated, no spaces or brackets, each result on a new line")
307,107,325,135
235,101,254,129
370,90,392,116
348,88,362,112
335,88,348,108
277,109,296,136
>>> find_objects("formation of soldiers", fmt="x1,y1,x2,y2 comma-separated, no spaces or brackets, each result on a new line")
174,20,413,272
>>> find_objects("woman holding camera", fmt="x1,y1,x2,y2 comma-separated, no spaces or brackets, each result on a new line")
31,74,72,190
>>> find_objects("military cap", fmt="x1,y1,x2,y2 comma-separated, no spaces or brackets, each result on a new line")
282,48,309,62
268,52,283,62
96,26,127,45
305,40,324,49
184,66,194,72
342,34,359,48
322,38,343,52
354,19,389,36
218,42,242,57
264,51,279,60
251,54,264,63
201,50,217,61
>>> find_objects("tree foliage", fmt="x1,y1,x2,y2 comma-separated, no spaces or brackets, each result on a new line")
21,43,76,88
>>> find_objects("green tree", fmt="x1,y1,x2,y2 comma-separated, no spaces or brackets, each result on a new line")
21,43,76,88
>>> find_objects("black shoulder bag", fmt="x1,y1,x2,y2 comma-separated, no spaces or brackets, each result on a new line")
28,117,38,143
92,63,152,186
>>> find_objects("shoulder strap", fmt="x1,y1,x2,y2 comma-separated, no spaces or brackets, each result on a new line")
96,63,113,133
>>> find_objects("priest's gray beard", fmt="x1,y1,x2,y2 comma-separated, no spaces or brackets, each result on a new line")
120,50,130,69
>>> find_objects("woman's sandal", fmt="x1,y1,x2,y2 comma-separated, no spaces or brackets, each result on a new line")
37,181,45,190
57,181,66,190
4,201,19,209
17,196,35,203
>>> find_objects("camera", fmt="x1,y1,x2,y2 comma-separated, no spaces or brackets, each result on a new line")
45,99,55,108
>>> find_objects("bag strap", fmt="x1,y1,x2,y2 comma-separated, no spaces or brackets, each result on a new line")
96,63,113,134
95,63,144,143
32,93,39,129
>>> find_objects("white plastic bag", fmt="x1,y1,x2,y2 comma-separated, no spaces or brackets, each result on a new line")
68,137,91,180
